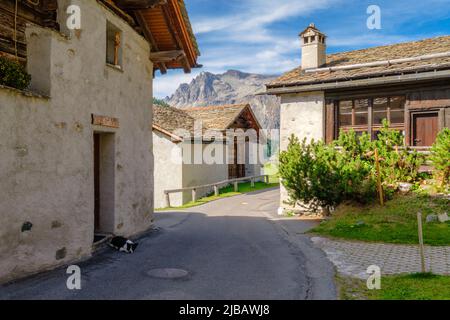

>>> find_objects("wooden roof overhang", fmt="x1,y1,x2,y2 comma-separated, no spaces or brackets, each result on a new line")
110,0,200,74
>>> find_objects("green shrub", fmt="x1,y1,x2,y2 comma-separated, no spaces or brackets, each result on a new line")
279,121,426,214
373,121,425,186
333,130,376,203
279,136,344,214
430,128,450,191
0,57,31,90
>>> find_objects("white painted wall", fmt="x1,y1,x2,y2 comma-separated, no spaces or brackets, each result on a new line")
154,136,263,208
182,141,229,202
279,92,325,210
0,0,153,283
153,131,183,208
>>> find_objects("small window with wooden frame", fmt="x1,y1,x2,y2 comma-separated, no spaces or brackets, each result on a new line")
337,96,406,140
106,21,122,68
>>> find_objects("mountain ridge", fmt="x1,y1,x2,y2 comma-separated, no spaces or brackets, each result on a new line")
164,70,281,129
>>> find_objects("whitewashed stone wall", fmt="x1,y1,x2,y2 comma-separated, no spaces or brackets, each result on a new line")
0,0,154,283
153,132,183,208
279,92,325,210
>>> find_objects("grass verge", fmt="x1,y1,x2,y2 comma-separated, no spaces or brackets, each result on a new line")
264,163,280,184
338,273,450,300
311,194,450,246
155,180,279,211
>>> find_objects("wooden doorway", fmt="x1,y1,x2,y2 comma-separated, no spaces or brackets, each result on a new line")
228,138,245,179
412,112,439,146
93,132,115,239
94,133,100,231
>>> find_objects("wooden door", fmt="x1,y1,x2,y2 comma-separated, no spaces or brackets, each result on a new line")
94,133,100,231
228,138,245,179
412,112,439,146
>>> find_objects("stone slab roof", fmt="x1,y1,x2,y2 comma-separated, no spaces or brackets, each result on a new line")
184,104,250,130
153,103,257,140
268,35,450,88
153,104,194,137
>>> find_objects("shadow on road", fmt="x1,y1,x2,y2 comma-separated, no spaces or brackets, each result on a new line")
0,190,336,300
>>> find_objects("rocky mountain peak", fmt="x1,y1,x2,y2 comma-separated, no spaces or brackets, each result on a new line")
165,70,280,129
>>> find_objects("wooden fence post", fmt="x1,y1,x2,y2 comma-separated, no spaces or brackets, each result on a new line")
251,178,255,188
265,175,269,184
165,192,170,208
192,189,197,202
374,148,384,206
417,211,426,273
214,185,219,196
234,181,238,192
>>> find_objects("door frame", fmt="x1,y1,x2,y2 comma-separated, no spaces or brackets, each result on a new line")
228,137,245,179
94,133,101,232
93,131,116,236
410,109,440,146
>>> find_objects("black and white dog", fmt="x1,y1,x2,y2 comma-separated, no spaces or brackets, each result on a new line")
109,236,138,253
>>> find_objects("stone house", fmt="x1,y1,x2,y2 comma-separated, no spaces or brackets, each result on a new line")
0,0,199,283
152,104,263,208
266,23,450,211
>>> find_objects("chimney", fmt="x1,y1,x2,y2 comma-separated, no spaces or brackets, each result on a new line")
300,23,326,70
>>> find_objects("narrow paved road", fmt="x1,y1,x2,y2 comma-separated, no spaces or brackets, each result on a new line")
0,188,336,299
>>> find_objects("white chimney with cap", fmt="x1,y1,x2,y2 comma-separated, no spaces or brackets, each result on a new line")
300,23,326,70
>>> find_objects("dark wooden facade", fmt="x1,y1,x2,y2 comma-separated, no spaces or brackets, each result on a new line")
228,107,261,179
0,0,199,73
324,80,450,147
0,0,58,61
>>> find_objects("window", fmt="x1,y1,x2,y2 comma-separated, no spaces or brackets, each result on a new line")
373,97,388,125
354,99,369,125
338,100,352,126
338,100,367,134
390,96,405,124
106,21,122,67
337,96,406,140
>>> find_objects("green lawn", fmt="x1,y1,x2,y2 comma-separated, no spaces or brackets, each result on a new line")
339,273,450,300
311,194,450,246
264,163,280,184
156,180,279,211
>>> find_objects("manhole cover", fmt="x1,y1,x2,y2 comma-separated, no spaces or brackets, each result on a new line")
146,268,189,279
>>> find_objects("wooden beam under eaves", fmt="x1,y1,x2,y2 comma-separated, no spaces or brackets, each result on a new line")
181,55,191,73
133,10,168,73
161,4,191,73
149,50,185,63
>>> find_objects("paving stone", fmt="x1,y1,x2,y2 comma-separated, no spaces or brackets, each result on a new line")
311,236,450,277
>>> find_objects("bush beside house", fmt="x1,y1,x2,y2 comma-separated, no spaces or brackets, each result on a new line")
279,121,433,215
430,128,450,192
0,57,31,90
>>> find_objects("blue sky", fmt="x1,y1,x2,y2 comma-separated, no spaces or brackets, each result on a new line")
154,0,450,98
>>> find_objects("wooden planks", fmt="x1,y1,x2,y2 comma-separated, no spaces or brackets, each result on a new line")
0,0,58,60
92,114,120,128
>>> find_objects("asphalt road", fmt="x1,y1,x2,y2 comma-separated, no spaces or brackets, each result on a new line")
0,188,336,300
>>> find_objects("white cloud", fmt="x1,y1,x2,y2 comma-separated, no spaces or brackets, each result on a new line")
154,0,449,98
194,0,339,35
153,0,342,97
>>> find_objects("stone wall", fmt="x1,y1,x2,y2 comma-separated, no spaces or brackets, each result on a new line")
182,141,229,203
0,0,154,283
153,131,183,208
279,92,325,210
153,136,264,207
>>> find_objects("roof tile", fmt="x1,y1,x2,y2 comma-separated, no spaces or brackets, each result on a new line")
268,35,450,88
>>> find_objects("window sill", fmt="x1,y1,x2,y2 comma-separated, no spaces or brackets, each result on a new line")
106,63,124,72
